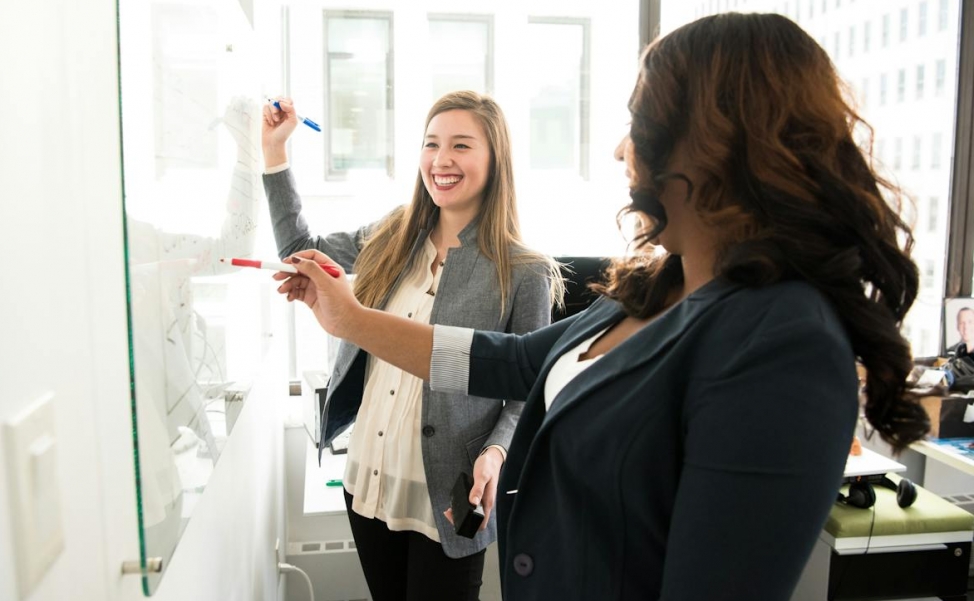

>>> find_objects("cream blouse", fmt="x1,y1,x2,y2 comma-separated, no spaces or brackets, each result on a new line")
343,237,443,541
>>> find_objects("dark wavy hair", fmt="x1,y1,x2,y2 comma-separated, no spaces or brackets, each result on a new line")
595,12,928,451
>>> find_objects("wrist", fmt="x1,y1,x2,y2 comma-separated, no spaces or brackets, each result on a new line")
480,445,506,463
262,144,288,169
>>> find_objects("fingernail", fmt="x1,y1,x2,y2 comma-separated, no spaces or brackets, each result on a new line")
471,497,480,505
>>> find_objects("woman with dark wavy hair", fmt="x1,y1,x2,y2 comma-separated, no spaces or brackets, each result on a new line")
274,12,929,600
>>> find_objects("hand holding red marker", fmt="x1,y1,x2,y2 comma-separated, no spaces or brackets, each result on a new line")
221,257,340,278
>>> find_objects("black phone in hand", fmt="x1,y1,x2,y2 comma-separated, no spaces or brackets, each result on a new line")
450,472,485,538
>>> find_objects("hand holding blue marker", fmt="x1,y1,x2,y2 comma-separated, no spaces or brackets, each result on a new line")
267,97,321,132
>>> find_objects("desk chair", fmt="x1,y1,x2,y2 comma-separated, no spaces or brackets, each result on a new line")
552,256,612,323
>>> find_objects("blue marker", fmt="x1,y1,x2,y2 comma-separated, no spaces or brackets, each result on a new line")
267,97,321,132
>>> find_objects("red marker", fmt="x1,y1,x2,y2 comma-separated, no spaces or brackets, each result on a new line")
221,257,340,278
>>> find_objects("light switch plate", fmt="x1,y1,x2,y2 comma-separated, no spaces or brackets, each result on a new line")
3,393,64,600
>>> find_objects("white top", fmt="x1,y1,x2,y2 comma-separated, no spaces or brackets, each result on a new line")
344,237,442,541
543,327,609,411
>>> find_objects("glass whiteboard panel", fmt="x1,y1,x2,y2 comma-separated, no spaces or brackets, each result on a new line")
117,0,267,593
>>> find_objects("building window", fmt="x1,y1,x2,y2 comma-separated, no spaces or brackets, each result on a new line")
918,1,928,36
833,32,840,58
876,138,885,163
863,20,871,53
928,196,939,233
879,73,887,105
848,26,855,57
935,59,946,96
931,132,942,168
922,259,935,290
526,18,591,178
896,68,905,102
916,64,925,99
899,7,908,42
428,15,493,101
860,77,869,107
912,135,921,170
893,137,902,170
882,13,890,47
939,0,949,31
323,12,394,178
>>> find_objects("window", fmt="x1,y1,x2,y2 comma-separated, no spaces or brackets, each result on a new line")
526,18,590,178
879,73,888,105
323,12,394,178
860,77,868,107
882,13,890,47
938,0,948,31
916,64,925,99
428,15,493,101
928,196,939,233
877,138,886,163
912,136,921,169
896,68,905,102
919,2,928,37
848,26,855,57
922,259,935,290
900,8,909,42
936,58,946,96
863,20,871,53
893,137,902,170
833,32,840,58
931,132,942,168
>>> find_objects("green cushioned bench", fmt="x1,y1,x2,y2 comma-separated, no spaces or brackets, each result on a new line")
824,474,974,553
791,475,974,601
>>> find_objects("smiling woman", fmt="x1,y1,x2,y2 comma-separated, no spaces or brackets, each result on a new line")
260,90,563,600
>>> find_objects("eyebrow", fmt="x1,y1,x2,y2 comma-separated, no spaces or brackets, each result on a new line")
425,134,478,141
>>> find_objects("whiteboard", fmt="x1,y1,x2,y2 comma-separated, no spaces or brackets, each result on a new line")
118,0,266,593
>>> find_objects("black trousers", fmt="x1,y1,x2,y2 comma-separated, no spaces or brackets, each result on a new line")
344,491,486,601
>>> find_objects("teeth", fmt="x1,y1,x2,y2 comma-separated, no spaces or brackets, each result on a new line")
434,175,461,185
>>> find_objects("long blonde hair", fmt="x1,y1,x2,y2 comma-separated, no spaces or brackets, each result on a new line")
352,90,563,314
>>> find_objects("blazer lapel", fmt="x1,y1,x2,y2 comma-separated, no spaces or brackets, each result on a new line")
540,277,739,430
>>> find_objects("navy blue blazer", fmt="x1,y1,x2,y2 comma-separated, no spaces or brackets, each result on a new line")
463,277,859,600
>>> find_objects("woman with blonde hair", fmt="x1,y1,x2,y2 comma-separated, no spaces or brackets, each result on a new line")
262,90,562,600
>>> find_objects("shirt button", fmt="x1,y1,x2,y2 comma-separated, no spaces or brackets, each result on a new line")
513,554,534,576
389,389,395,395
407,312,412,318
422,425,435,437
373,469,378,476
378,431,383,437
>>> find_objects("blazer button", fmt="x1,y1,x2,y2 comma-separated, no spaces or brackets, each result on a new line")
513,554,533,577
422,425,435,437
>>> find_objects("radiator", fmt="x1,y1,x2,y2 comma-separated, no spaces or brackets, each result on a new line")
285,539,370,601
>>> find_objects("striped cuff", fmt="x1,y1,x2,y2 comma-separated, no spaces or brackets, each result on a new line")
430,324,474,393
264,162,290,175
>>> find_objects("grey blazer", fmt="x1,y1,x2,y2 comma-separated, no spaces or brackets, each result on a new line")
263,169,553,557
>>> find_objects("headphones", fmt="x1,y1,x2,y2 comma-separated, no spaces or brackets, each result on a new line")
836,475,917,509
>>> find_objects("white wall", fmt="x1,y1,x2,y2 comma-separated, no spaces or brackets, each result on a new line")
0,0,286,600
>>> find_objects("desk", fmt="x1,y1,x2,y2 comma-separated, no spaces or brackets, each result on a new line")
913,438,974,478
844,447,906,479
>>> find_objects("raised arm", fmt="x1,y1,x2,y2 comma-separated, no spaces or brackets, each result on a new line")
277,250,435,379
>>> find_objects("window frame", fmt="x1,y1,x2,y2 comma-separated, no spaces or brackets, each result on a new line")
322,10,395,181
426,12,495,98
526,15,592,180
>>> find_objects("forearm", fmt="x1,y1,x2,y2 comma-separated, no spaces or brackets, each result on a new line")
342,306,434,380
263,142,287,170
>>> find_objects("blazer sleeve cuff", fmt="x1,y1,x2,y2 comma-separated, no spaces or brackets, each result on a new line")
430,324,474,393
